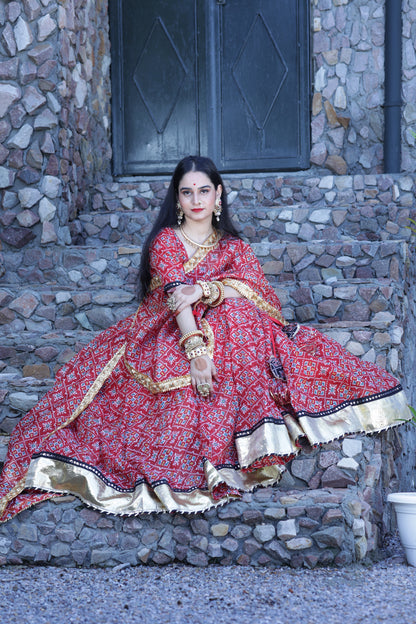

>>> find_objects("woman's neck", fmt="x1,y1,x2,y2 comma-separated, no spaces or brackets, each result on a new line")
181,219,214,242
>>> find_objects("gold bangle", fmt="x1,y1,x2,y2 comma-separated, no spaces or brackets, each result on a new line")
202,282,219,305
184,337,205,352
196,280,211,299
186,346,208,360
209,281,225,307
179,330,204,348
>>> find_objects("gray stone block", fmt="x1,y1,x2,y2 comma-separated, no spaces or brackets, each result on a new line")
312,526,345,549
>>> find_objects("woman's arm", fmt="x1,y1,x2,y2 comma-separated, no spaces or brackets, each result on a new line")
173,299,218,396
223,285,242,299
173,283,242,315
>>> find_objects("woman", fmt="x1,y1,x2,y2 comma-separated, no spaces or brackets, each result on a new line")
0,156,411,522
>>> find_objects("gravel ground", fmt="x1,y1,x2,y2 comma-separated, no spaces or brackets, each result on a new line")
1,551,415,624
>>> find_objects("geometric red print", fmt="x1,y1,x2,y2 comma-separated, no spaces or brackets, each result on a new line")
0,228,403,520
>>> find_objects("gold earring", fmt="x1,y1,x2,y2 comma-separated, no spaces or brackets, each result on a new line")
214,198,222,222
176,201,184,225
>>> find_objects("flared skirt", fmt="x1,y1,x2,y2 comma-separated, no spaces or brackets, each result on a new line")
0,299,410,521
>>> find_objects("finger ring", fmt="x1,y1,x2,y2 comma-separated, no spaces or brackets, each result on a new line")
167,295,177,311
197,382,210,397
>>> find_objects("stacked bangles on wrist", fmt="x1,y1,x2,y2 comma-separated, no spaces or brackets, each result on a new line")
179,330,206,360
166,280,225,316
196,280,225,307
179,330,210,397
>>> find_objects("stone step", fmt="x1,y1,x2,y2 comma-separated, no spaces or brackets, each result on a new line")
2,174,414,251
1,200,413,254
0,275,405,337
87,174,414,222
88,173,415,220
0,319,401,365
0,330,93,433
67,202,412,246
0,238,408,288
0,423,383,568
0,486,376,568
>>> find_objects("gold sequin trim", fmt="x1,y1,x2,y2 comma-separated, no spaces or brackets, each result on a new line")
183,230,222,274
222,278,288,325
150,275,162,292
124,319,215,394
124,364,191,394
299,389,412,445
203,319,215,359
23,455,285,515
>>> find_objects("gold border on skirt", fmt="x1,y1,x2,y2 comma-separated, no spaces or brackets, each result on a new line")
299,389,411,445
123,319,215,394
24,455,285,515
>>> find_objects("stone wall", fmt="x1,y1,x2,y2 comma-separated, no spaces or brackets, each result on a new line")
1,0,416,567
0,458,389,568
0,0,112,252
1,0,416,256
312,0,416,175
57,0,112,226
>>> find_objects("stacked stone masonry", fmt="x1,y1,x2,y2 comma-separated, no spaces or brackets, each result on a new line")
0,0,416,251
0,434,399,568
0,171,415,567
1,0,416,567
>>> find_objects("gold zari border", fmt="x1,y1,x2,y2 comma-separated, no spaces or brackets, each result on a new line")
124,364,191,394
23,455,285,515
149,275,162,291
235,421,298,468
299,388,411,445
222,278,288,325
150,230,222,292
183,230,222,273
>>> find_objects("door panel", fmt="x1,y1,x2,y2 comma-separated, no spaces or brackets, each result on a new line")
110,0,310,175
218,0,309,171
111,0,201,175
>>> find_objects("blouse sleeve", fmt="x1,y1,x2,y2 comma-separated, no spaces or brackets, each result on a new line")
149,228,188,291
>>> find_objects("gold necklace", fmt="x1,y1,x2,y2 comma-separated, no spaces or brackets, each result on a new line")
180,226,218,249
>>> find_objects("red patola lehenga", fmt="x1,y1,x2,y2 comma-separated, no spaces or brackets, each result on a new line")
0,228,411,521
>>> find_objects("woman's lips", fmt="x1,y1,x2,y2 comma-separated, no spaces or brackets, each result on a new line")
191,208,204,212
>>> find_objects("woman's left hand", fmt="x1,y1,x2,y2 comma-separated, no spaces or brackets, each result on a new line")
190,355,218,398
171,284,203,314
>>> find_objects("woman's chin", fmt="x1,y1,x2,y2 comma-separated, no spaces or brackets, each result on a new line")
185,212,212,223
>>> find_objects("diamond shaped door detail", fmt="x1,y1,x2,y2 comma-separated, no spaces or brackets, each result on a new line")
133,18,188,134
232,13,288,131
110,0,310,174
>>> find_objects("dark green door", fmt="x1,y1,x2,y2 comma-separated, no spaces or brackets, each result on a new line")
110,0,310,175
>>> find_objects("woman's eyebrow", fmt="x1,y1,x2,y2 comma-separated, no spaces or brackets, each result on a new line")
179,185,212,191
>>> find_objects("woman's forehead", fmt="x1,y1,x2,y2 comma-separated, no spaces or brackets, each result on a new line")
179,171,213,188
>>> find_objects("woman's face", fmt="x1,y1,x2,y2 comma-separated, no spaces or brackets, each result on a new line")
177,170,222,226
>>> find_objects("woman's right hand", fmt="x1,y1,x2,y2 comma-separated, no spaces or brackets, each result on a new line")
190,355,218,397
172,284,203,315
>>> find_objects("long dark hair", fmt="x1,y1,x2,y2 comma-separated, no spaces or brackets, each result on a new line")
137,155,240,300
